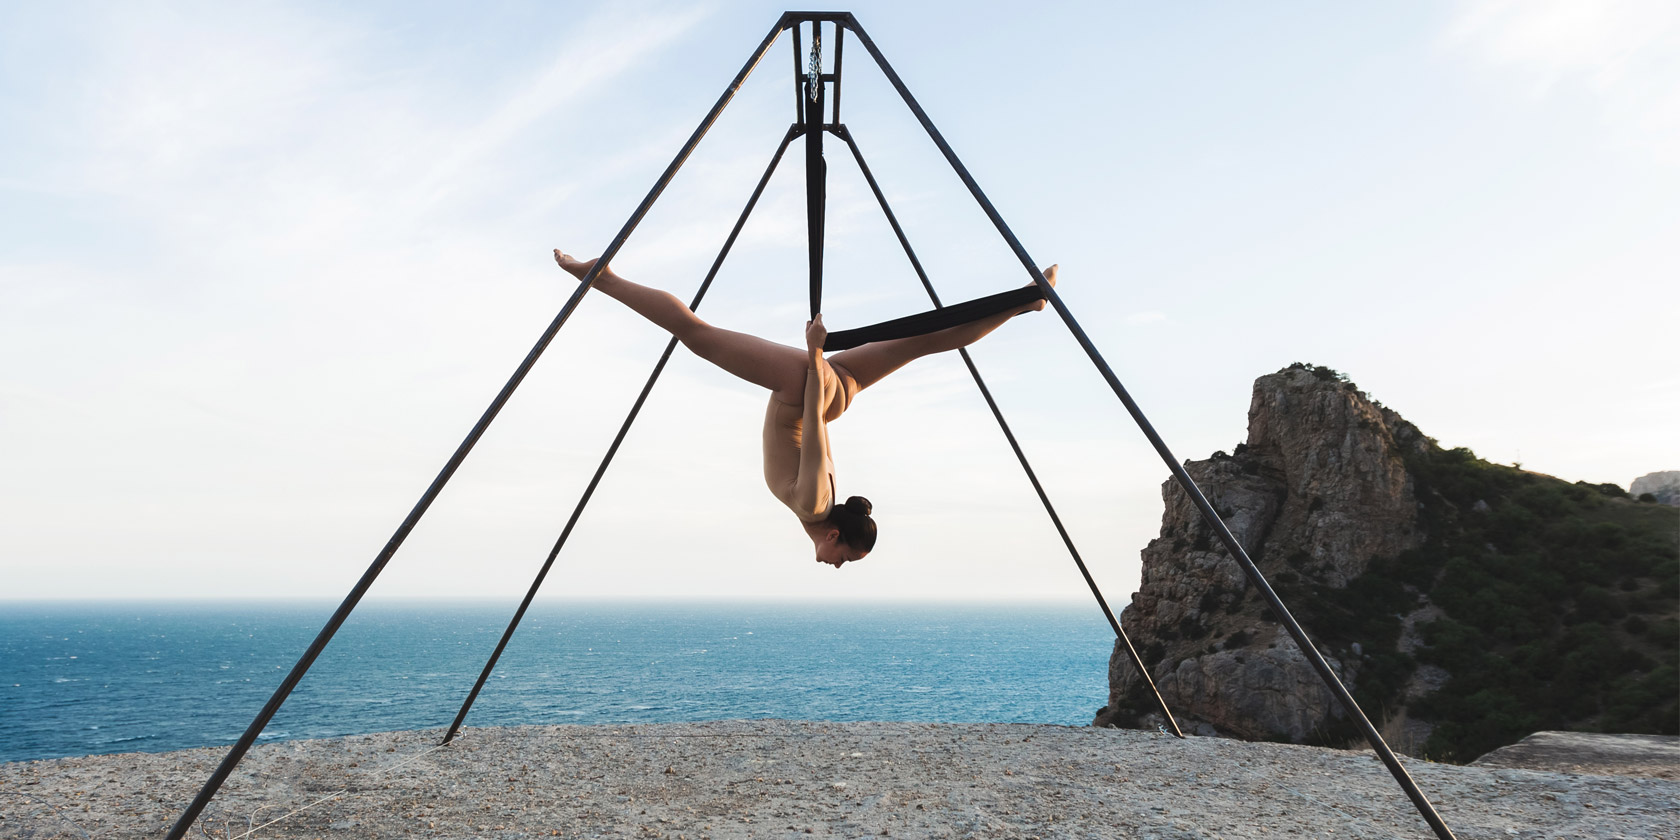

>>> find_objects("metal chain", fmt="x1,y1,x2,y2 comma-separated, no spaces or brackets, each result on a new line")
807,28,821,103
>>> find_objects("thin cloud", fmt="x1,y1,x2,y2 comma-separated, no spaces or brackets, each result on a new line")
1442,0,1680,163
410,5,713,212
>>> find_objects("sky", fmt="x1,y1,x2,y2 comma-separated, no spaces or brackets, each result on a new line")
2,1,1676,603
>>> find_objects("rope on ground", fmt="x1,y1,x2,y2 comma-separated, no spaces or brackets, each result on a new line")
0,789,94,840
216,741,450,840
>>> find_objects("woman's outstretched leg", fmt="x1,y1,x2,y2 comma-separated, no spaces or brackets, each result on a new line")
555,249,809,402
829,265,1058,393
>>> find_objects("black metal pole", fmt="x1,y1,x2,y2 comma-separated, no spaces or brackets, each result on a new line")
831,24,845,123
441,126,801,744
830,124,1182,738
163,16,792,840
841,14,1456,840
790,20,805,125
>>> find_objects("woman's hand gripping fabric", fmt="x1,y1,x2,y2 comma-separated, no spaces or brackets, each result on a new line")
805,314,827,364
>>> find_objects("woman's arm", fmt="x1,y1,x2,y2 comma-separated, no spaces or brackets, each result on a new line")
791,316,838,518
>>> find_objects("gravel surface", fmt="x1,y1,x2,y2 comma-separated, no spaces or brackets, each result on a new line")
3,721,1675,839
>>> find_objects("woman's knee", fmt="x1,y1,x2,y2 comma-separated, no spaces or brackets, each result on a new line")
672,314,717,347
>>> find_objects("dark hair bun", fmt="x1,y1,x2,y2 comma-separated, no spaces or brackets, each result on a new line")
830,495,877,552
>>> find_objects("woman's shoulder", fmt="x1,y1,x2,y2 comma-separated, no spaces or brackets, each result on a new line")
765,471,835,523
771,494,827,523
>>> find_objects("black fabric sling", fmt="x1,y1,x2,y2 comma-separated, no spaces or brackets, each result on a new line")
822,284,1046,352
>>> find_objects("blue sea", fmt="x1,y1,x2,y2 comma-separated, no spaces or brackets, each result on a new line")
0,600,1115,764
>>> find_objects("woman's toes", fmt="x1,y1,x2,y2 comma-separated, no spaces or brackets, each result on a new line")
1021,265,1057,311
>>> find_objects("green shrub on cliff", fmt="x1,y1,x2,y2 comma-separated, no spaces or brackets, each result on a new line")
1395,448,1675,761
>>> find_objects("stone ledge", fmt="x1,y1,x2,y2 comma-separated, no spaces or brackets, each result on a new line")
1470,731,1679,779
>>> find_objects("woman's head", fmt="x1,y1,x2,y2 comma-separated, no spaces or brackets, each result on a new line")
815,495,876,567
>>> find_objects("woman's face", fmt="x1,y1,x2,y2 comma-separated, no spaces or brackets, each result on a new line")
814,533,866,568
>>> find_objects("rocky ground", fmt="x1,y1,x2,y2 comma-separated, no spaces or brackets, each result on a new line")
3,722,1675,840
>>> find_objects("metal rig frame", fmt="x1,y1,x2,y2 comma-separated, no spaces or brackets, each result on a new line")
166,12,1458,840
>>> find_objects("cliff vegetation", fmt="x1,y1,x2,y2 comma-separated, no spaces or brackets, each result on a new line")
1100,364,1678,763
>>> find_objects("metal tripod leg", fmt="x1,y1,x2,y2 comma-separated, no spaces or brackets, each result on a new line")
441,126,801,744
163,17,793,840
841,13,1456,840
830,123,1184,738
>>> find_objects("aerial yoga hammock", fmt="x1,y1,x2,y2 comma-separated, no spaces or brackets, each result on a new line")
554,248,1057,568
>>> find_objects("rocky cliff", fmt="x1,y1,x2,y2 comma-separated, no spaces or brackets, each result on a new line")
1097,364,1679,761
1096,364,1425,742
1631,471,1680,506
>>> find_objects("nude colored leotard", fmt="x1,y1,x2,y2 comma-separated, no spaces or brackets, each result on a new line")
761,362,855,522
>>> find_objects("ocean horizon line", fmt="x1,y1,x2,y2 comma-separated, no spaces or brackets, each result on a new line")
0,595,1111,608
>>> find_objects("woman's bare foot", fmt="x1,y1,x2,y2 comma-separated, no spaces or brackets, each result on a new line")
553,249,617,289
1025,264,1057,312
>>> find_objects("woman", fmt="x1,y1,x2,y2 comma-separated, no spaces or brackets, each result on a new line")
554,249,1056,569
